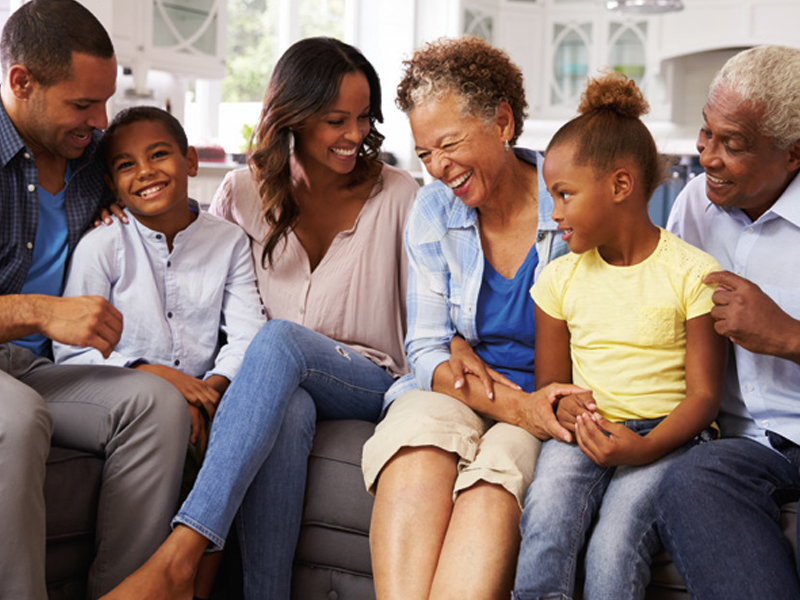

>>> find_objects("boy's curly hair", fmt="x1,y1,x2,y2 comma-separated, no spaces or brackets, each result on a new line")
396,36,528,144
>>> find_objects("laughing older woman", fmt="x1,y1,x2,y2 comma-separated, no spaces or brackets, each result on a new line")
362,37,585,600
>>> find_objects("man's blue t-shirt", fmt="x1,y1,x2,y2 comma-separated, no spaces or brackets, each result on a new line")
14,178,70,356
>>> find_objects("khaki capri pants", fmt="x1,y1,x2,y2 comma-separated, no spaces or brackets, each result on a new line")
362,389,541,509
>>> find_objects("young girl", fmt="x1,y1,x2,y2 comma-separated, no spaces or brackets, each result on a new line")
512,72,727,600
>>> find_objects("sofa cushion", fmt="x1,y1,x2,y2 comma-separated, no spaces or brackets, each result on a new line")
292,420,376,600
45,447,103,598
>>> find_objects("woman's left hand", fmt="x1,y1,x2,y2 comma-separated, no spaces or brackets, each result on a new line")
575,413,653,467
448,334,521,400
93,201,129,227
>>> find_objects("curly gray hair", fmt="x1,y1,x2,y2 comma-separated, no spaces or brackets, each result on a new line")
710,45,800,149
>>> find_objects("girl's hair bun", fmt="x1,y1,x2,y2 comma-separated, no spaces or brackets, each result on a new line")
578,71,649,120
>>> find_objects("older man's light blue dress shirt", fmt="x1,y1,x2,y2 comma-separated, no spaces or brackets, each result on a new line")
667,173,800,447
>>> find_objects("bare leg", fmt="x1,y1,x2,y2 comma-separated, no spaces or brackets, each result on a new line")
370,446,458,600
430,481,521,600
99,525,207,600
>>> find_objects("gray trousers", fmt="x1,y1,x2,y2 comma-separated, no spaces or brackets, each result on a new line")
0,343,190,599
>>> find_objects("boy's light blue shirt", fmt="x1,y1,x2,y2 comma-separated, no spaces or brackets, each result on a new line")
384,149,568,410
53,204,266,381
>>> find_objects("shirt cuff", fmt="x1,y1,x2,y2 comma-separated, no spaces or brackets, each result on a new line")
413,348,451,391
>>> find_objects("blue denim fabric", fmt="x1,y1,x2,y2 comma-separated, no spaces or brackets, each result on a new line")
173,319,394,599
514,418,699,600
657,436,800,599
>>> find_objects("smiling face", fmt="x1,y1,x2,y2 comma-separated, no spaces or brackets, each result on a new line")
105,119,198,234
698,86,800,221
543,143,617,255
409,92,512,210
293,70,372,176
19,52,117,161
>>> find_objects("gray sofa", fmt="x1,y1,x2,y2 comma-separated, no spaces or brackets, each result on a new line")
45,420,798,600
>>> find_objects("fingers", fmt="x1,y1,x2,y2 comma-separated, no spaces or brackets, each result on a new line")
487,367,522,391
575,414,608,464
546,416,573,443
109,202,129,224
188,405,203,445
448,355,466,390
704,270,745,290
94,203,129,228
185,386,220,421
546,383,591,401
555,393,596,432
471,361,496,400
535,396,573,442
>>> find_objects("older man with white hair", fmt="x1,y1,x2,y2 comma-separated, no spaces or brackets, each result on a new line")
656,44,800,598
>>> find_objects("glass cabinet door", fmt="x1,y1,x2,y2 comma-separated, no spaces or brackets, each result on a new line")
152,0,222,57
464,8,494,41
551,22,591,105
608,21,647,85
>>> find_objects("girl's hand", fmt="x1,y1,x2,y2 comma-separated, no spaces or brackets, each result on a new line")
524,382,591,442
556,391,598,433
448,335,521,400
92,201,129,227
575,413,653,467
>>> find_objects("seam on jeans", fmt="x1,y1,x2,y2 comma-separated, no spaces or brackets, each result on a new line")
305,367,390,395
172,515,225,552
562,465,614,595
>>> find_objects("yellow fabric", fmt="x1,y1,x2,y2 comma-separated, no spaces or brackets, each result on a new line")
531,229,721,422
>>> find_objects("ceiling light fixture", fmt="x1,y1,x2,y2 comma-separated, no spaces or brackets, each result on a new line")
606,0,685,15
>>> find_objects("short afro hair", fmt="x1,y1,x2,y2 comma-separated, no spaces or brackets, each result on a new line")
396,36,528,145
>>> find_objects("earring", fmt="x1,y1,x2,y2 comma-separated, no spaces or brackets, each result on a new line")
504,139,510,152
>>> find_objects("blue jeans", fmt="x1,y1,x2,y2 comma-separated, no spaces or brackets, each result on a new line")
657,436,800,599
174,319,394,599
514,419,695,600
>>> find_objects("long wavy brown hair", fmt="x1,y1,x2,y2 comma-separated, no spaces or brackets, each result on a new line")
248,37,385,265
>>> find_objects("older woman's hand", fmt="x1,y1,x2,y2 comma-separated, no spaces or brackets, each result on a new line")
448,335,521,400
523,382,591,442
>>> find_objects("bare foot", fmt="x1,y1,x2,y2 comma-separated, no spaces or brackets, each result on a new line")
100,526,208,600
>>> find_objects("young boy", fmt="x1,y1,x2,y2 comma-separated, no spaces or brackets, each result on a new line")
53,106,266,598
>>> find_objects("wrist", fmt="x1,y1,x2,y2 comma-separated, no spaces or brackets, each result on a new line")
780,319,800,363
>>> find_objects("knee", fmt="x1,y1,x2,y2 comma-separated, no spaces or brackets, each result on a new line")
0,391,52,458
115,370,190,440
377,446,458,498
251,319,300,352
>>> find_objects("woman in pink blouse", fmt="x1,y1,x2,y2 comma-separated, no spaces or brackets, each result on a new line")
103,37,418,600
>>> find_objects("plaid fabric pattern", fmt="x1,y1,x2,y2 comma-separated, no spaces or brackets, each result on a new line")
384,149,568,407
0,98,110,294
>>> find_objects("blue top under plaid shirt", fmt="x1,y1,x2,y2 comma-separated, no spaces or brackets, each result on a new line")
383,148,569,411
0,97,111,295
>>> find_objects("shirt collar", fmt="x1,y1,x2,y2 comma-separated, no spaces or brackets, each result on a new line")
700,171,800,228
